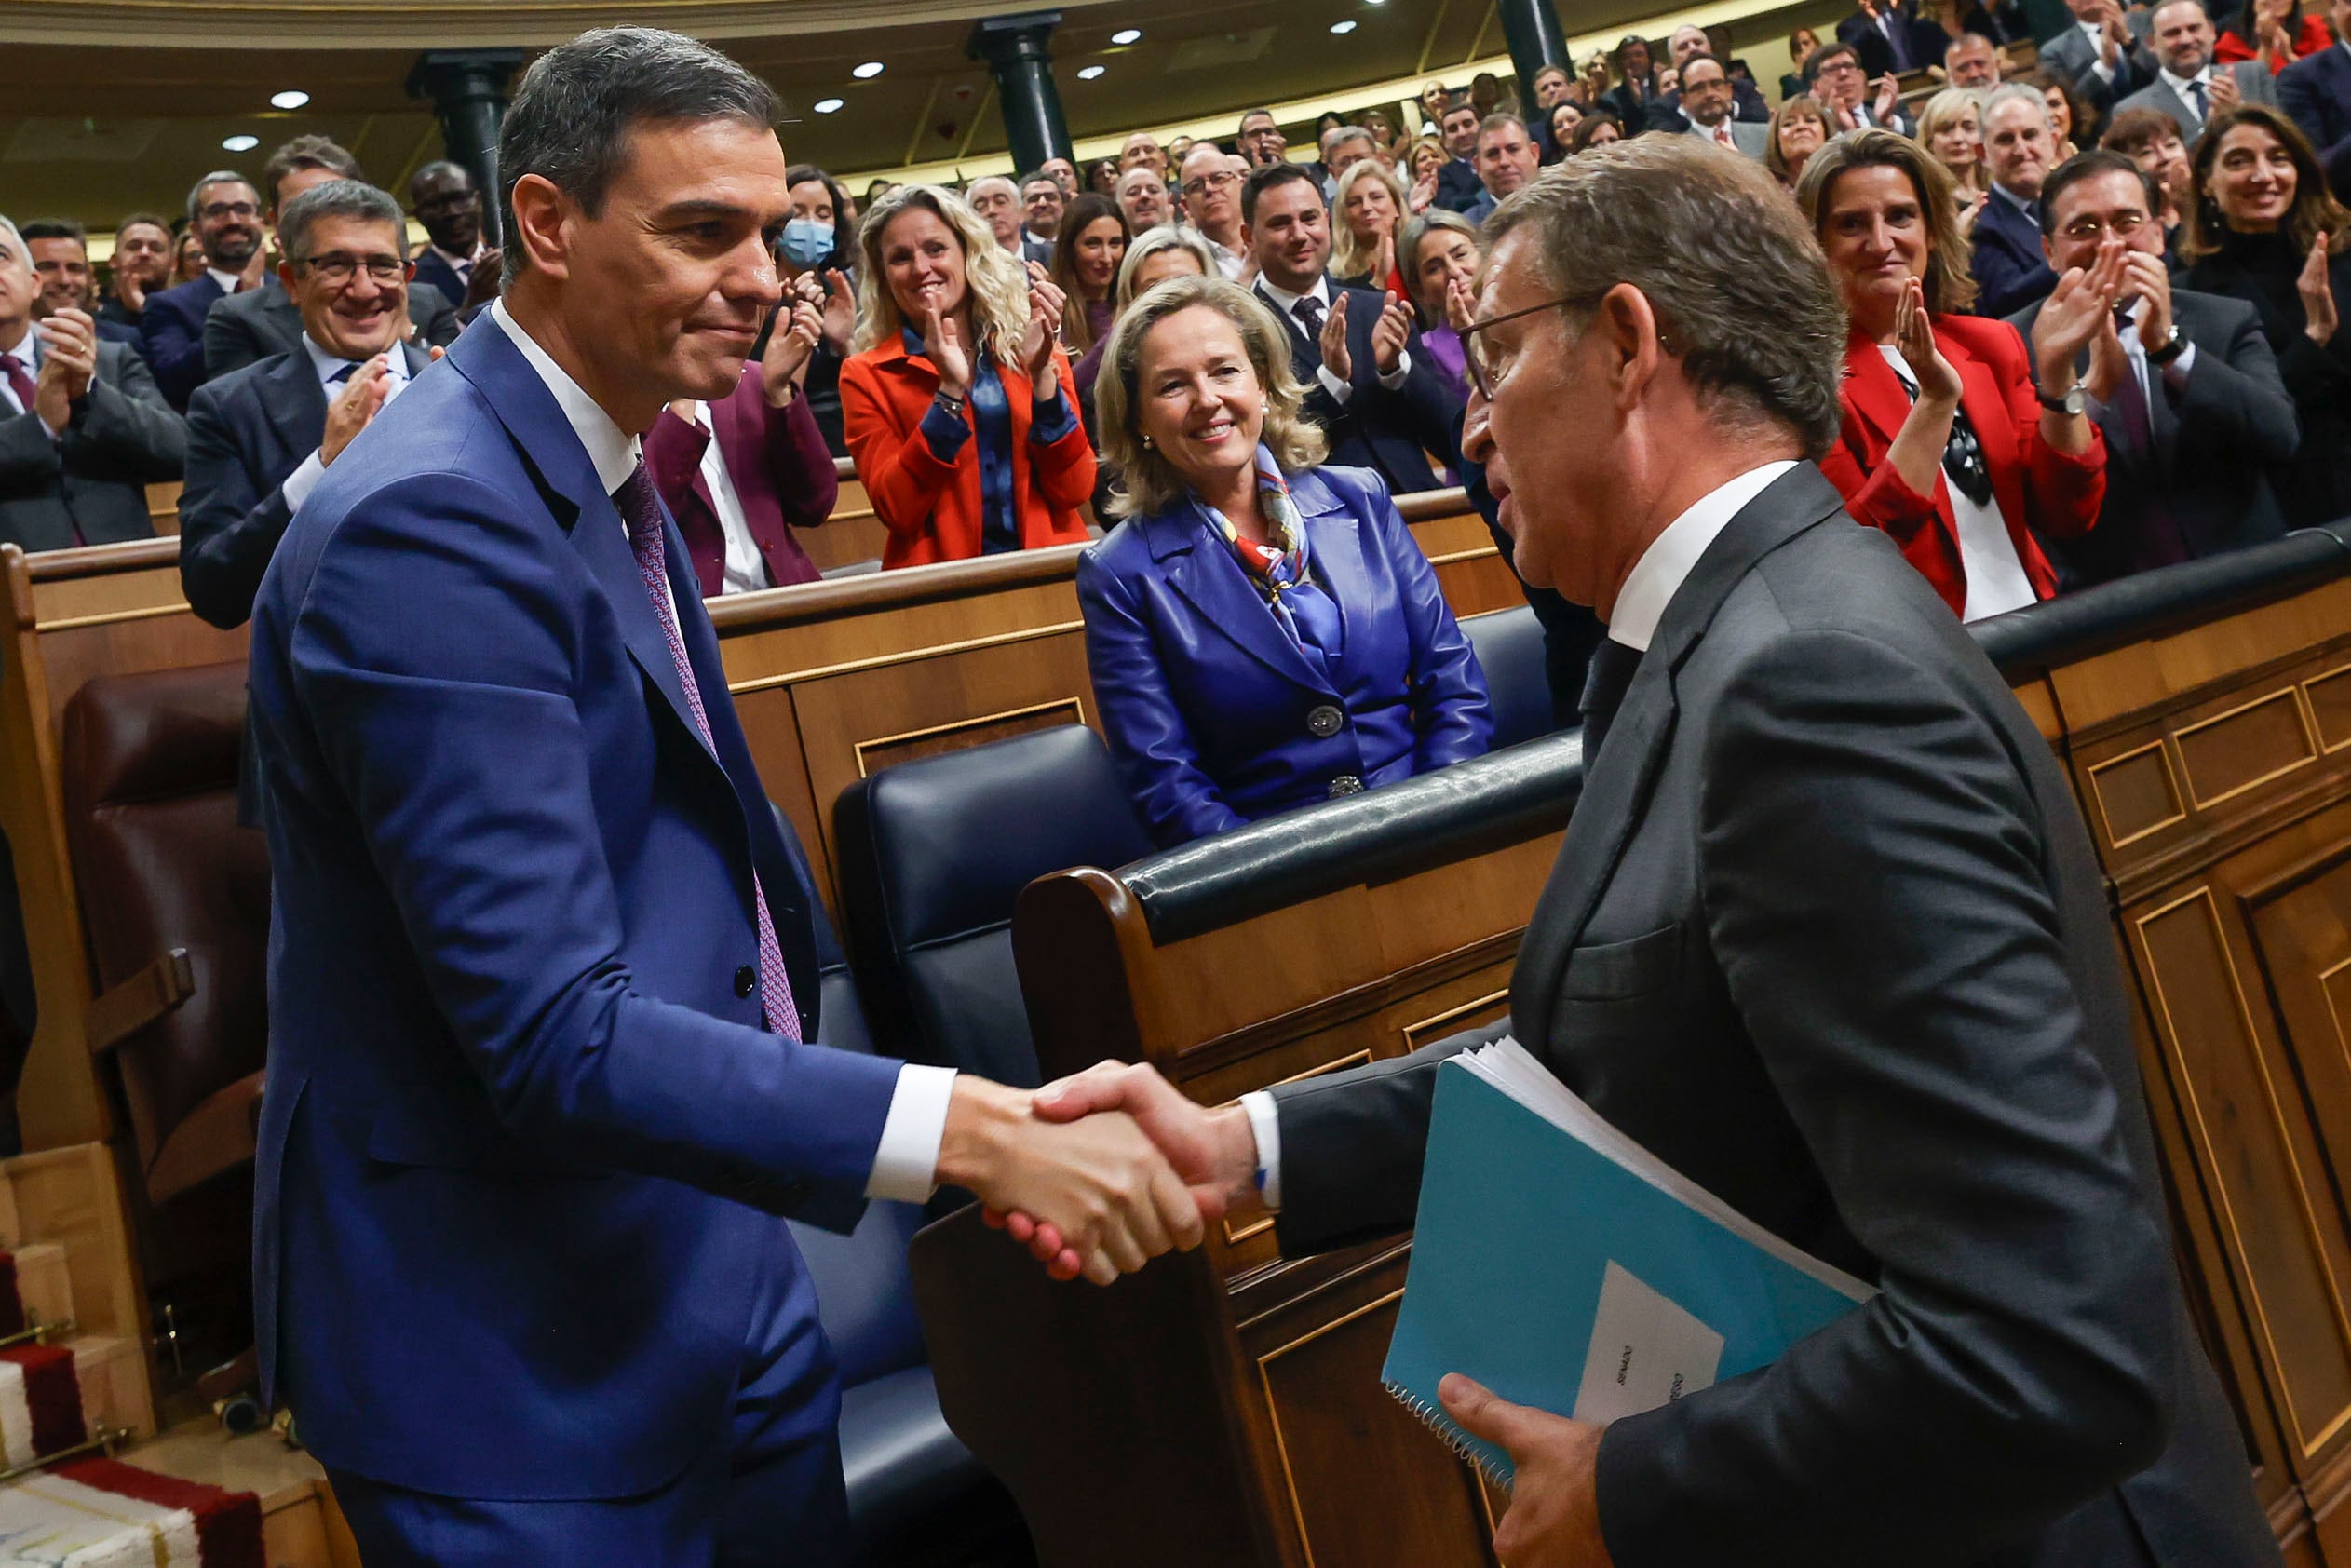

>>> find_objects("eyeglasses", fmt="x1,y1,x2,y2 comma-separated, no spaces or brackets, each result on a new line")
1460,293,1585,399
199,201,260,222
1181,171,1239,196
2057,209,2152,242
294,253,407,285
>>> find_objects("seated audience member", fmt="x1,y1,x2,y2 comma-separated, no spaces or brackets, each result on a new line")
965,175,1032,263
1041,156,1081,201
405,160,499,317
1659,24,1772,122
2217,0,2334,70
1946,30,2006,87
777,163,858,456
2116,0,2281,138
2103,106,2197,253
840,184,1094,569
1398,210,1481,404
1920,88,1993,232
179,181,429,628
2024,67,2097,156
1079,276,1490,846
1527,63,1578,157
1783,25,1824,99
1405,135,1450,210
207,137,462,384
1083,228,1217,503
1807,40,1918,134
1469,72,1506,119
1243,163,1457,496
1800,130,2109,619
169,227,207,287
1767,94,1832,189
1176,144,1250,279
1050,194,1129,426
100,214,173,335
17,222,139,350
1838,0,1951,82
1117,163,1172,234
1319,126,1380,194
1464,115,1541,223
0,215,184,553
1975,83,2068,315
1663,55,1770,157
1122,131,1164,173
2006,150,2299,585
1088,159,1120,197
642,288,839,596
141,171,267,409
1570,112,1628,155
2277,0,2351,167
2182,102,2351,525
2040,0,2157,112
1020,172,1065,264
1331,161,1409,298
1431,103,1488,211
1238,109,1290,171
1601,34,1669,127
1418,79,1452,134
1544,100,1588,163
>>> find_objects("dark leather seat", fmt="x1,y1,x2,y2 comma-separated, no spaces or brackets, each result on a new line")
1462,605,1561,750
833,726,1151,1087
0,825,37,1157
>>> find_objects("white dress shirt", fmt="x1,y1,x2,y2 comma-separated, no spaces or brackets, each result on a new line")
1875,344,2035,621
678,400,773,596
432,243,485,289
1256,274,1412,404
482,302,956,1203
206,266,248,297
2077,19,2121,80
1185,227,1249,281
0,324,65,441
1242,459,1801,1206
2158,64,2216,128
279,336,414,513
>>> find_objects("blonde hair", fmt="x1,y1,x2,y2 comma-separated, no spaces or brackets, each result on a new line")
1797,128,1980,316
1092,276,1326,520
1398,209,1480,323
1407,134,1448,182
852,183,1031,367
1916,88,1987,189
1114,226,1216,313
1330,159,1409,282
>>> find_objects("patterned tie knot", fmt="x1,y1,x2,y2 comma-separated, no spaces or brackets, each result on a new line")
1292,295,1325,335
330,361,361,385
615,461,667,553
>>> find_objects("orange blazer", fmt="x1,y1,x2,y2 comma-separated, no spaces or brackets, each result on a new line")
839,331,1097,570
1818,313,2105,617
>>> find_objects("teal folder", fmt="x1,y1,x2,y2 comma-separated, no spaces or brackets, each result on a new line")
1381,1040,1874,1485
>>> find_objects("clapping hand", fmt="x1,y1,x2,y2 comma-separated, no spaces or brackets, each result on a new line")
1374,233,1397,293
1319,291,1354,381
1020,260,1068,392
1438,1377,1615,1568
817,266,857,355
921,304,972,399
1894,277,1963,407
30,307,95,433
1870,74,1901,125
759,293,826,401
2031,237,2128,376
1445,274,1478,334
2302,232,2338,345
2209,67,2241,113
320,355,393,466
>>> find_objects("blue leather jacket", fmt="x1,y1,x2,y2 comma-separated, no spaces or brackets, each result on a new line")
1077,463,1493,847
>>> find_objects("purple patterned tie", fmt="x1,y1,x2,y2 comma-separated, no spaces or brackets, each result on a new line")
614,460,802,1040
0,355,38,419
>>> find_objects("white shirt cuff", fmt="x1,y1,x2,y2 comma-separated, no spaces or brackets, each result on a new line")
2090,54,2116,79
865,1062,958,1202
1317,363,1353,404
1378,350,1412,391
1240,1089,1283,1211
2162,341,2197,389
281,449,329,512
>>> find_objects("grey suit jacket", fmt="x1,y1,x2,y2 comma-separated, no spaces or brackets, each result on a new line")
200,277,460,384
1681,117,1769,159
2005,287,2299,585
2038,17,2156,109
0,338,185,553
1268,466,2279,1567
2115,61,2277,139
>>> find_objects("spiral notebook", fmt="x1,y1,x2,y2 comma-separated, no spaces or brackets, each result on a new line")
1380,1039,1875,1486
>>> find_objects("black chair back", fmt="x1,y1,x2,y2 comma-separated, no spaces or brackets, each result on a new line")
1462,605,1561,750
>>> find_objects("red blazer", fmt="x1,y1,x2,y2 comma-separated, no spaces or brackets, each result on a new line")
2215,15,2333,70
839,331,1096,570
642,366,839,596
1819,313,2105,617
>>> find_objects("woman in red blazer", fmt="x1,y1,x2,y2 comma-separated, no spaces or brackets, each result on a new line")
840,184,1097,570
1798,130,2115,619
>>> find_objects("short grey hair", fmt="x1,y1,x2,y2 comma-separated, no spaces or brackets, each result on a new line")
1981,81,2052,131
185,170,257,225
498,26,778,285
1321,124,1377,159
278,180,406,264
1483,137,1846,456
0,216,24,274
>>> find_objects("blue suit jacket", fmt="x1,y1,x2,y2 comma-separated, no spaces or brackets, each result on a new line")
1970,191,2058,321
139,274,225,410
247,315,903,1500
408,247,468,315
2278,45,2351,171
1257,276,1459,497
1077,464,1493,847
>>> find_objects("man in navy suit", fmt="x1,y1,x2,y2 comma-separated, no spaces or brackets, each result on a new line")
2278,0,2351,174
1243,163,1456,495
142,172,268,410
180,179,430,630
405,160,498,318
1836,0,1949,80
1973,84,2065,317
247,27,1209,1566
16,222,142,354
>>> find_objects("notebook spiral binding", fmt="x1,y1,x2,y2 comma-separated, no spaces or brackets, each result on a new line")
1381,1377,1516,1490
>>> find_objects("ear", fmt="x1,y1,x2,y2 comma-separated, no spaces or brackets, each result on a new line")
277,260,298,295
507,172,576,284
1594,281,1665,410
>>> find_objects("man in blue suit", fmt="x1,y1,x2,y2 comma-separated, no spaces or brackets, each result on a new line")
2278,0,2351,178
1243,163,1457,495
247,27,1209,1565
1972,85,2064,318
141,172,267,410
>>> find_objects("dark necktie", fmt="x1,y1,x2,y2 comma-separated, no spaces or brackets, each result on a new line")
0,354,37,419
2109,308,2192,569
329,362,359,385
2186,77,2209,119
1290,294,1326,339
1579,636,1643,761
613,460,801,1040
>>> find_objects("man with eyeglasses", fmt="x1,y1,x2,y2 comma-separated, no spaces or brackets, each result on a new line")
2007,151,2299,585
141,171,270,409
407,161,503,318
1237,109,1289,170
179,179,427,634
1803,41,1917,135
1176,143,1250,279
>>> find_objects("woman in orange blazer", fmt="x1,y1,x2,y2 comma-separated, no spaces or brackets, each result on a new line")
841,184,1098,570
1798,130,2115,620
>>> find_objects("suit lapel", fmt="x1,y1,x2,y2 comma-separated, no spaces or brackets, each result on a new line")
1148,504,1334,695
262,350,330,464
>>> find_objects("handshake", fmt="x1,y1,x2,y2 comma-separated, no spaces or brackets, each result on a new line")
939,1062,1262,1285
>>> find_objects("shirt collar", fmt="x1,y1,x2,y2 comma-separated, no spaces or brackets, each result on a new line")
432,243,483,271
485,298,640,494
1255,273,1331,316
1605,460,1799,651
301,331,409,388
2160,63,2213,91
207,267,245,295
1992,182,2040,223
0,324,35,367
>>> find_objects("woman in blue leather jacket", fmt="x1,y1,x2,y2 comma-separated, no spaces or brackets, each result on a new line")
1079,275,1492,847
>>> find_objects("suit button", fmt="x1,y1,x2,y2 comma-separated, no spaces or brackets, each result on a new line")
1327,775,1364,798
735,965,757,997
1306,704,1345,738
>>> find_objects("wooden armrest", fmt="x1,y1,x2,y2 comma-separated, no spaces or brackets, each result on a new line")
85,947,195,1056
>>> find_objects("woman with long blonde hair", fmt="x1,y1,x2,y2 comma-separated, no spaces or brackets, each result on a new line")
840,183,1097,568
1330,160,1409,297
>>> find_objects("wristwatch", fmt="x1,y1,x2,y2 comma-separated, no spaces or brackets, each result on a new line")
933,389,967,418
2144,323,2188,366
2036,382,2088,416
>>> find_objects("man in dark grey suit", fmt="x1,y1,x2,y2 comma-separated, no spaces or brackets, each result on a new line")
2010,153,2300,586
2114,0,2278,139
0,216,184,553
2040,0,2156,111
1011,137,2280,1568
203,273,457,384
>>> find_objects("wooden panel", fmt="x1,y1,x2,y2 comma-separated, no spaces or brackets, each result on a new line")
2088,741,2188,851
2307,664,2351,754
2175,688,2318,809
2050,578,2351,735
